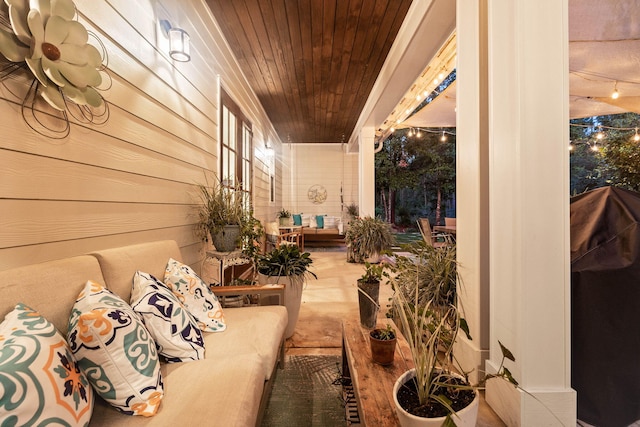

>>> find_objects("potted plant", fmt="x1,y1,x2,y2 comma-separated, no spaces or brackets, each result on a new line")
277,208,291,226
196,180,252,252
369,323,396,365
357,262,383,328
388,242,477,426
388,241,521,426
345,216,394,263
256,245,317,338
345,202,359,222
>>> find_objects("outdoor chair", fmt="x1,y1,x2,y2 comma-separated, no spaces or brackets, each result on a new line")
265,221,301,251
417,218,452,248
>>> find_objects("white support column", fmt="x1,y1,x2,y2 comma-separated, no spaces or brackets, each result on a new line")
484,0,576,425
359,126,376,217
454,0,490,385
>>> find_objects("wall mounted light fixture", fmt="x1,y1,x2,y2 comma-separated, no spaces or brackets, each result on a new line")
159,19,191,62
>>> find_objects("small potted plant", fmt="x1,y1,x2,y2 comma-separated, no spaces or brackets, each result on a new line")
357,262,383,328
345,216,394,263
277,208,291,226
256,245,317,338
369,323,396,365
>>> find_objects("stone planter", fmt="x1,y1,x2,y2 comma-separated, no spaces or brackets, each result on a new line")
211,225,241,252
257,273,304,338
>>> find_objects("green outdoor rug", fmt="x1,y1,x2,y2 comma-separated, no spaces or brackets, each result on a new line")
262,355,345,427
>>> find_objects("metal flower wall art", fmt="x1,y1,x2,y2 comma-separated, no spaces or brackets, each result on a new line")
0,0,109,138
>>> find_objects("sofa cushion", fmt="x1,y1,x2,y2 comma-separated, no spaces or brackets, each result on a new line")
315,215,325,228
293,213,302,225
67,280,163,416
90,354,264,427
91,240,183,304
0,303,94,426
130,271,205,363
203,305,287,380
164,258,226,333
0,255,105,336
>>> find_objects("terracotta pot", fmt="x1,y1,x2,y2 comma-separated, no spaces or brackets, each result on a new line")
393,369,479,427
369,329,396,365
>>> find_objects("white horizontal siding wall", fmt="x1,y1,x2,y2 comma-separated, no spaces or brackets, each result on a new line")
0,0,281,271
285,144,359,222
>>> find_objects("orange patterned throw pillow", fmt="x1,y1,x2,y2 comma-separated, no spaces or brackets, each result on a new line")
0,303,93,425
67,280,163,416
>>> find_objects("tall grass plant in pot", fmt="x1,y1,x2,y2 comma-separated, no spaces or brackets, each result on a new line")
388,242,477,426
256,245,317,338
345,216,394,263
196,180,252,252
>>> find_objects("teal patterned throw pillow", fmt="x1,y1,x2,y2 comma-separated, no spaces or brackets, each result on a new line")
0,303,93,426
131,271,205,362
67,280,163,417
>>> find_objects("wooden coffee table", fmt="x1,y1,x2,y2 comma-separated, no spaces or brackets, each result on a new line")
341,319,414,426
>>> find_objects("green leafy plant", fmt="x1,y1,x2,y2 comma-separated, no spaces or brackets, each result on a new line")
257,245,317,281
277,209,291,219
345,216,394,263
359,261,384,284
371,323,396,341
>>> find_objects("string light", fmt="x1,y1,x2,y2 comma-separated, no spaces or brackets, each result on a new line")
407,128,414,137
416,129,422,138
634,128,640,142
611,81,620,99
440,131,447,142
596,127,604,140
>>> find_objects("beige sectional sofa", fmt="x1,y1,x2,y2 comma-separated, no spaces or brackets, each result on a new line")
0,240,288,427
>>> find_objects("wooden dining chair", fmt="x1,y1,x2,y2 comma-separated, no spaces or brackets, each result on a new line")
417,218,451,248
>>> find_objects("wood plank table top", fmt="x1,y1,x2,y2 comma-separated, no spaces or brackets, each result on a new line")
342,319,414,426
433,225,457,235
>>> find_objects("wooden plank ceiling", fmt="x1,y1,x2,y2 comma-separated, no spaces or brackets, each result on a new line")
205,0,412,144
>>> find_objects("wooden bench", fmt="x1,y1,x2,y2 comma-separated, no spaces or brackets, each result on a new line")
303,227,345,246
341,319,414,426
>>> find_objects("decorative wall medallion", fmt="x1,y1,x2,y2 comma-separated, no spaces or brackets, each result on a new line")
308,184,327,204
0,0,109,138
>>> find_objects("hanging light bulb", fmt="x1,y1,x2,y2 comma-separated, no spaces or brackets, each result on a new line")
407,128,414,137
596,127,604,140
440,131,447,142
416,129,422,138
611,81,620,99
634,128,640,142
591,143,600,152
390,127,396,133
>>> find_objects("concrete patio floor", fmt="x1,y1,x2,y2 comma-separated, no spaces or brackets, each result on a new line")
286,248,505,426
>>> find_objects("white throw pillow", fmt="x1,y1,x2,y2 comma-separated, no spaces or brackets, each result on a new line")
164,258,227,332
0,303,94,425
67,280,163,416
131,271,205,363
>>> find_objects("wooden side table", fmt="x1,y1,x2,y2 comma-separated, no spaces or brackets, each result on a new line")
342,319,414,426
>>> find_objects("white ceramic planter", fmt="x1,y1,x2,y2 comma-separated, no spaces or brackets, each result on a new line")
393,369,479,427
257,273,304,338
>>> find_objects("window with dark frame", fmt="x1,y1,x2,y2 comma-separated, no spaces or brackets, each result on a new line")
220,89,253,205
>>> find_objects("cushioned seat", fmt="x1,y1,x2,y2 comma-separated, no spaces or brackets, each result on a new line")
90,354,264,427
203,306,287,380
